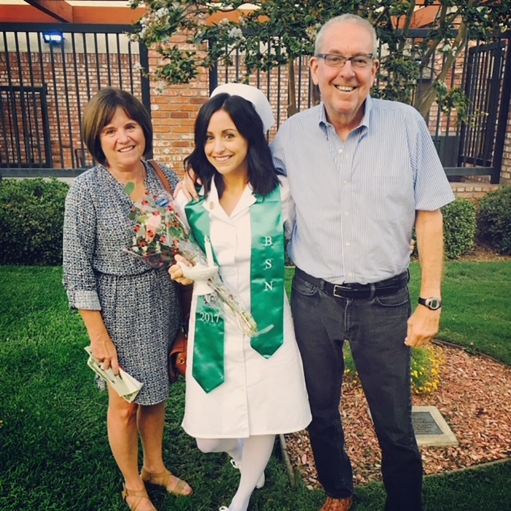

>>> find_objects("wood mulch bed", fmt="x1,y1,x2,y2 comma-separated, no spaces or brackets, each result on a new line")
285,340,511,489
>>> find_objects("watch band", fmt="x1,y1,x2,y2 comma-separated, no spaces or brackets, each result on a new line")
418,297,442,310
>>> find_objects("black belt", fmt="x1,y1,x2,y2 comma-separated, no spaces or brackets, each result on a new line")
295,268,409,300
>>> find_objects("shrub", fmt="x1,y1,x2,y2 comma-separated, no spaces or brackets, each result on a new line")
0,178,69,265
410,198,477,260
442,198,477,259
478,186,511,255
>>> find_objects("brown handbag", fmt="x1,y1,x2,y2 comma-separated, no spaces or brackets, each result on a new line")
168,282,193,382
147,159,191,382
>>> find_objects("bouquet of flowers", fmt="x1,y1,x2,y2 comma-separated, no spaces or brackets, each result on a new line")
126,190,259,336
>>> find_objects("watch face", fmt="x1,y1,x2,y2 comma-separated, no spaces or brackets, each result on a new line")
419,297,442,310
427,298,442,310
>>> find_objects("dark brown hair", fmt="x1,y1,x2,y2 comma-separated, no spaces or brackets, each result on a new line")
184,93,281,198
81,87,153,166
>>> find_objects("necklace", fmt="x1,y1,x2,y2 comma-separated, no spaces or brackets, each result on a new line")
109,161,146,186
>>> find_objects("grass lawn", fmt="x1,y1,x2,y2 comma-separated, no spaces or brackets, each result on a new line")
1,263,510,511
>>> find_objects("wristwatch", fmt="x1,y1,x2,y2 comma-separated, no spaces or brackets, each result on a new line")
418,297,442,310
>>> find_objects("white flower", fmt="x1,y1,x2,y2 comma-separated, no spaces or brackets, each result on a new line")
155,7,169,20
306,26,318,40
154,81,166,95
228,27,243,40
440,43,453,55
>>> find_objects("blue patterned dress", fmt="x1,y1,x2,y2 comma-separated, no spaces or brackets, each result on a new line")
63,160,181,405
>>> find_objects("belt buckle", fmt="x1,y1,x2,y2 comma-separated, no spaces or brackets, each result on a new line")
333,284,351,298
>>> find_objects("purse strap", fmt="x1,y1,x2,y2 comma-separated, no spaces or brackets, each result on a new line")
148,159,192,329
147,159,173,195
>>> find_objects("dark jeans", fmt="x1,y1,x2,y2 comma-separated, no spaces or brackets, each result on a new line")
291,271,423,511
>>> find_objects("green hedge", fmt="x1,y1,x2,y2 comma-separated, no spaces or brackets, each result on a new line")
411,198,478,260
0,178,69,265
478,186,511,255
0,178,505,266
442,198,477,259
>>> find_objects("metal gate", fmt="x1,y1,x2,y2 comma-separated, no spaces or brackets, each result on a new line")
0,23,149,177
458,39,511,184
0,84,51,168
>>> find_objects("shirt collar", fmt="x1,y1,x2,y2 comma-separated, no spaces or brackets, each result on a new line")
202,178,256,219
318,95,372,139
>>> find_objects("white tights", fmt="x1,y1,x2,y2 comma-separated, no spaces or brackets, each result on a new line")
196,434,275,511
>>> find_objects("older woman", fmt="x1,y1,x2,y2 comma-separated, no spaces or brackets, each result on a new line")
63,88,192,511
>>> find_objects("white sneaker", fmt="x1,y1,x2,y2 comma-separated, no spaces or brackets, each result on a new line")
230,458,265,489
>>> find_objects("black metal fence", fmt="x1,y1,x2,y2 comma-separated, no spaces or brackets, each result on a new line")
211,29,511,184
0,23,149,177
1,23,510,183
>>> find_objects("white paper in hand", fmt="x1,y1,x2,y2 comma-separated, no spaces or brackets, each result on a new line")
84,346,143,403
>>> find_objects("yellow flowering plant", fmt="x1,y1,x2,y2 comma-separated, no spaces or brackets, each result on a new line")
343,343,444,395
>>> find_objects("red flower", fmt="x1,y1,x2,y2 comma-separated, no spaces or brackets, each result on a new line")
141,200,148,205
134,225,141,232
153,211,160,216
140,240,147,247
160,236,167,243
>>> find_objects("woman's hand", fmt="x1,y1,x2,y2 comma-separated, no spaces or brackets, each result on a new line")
91,336,119,374
79,310,120,375
169,254,195,285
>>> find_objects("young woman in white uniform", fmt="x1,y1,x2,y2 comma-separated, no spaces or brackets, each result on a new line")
169,84,311,511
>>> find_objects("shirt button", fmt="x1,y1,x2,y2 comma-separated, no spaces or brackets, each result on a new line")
345,211,349,216
346,242,350,246
338,148,343,154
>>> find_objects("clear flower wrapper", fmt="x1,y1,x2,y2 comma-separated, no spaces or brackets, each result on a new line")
125,190,259,337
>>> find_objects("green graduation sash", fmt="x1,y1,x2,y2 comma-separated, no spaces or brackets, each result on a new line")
185,185,284,393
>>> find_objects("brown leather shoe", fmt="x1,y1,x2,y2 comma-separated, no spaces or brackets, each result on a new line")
320,495,353,511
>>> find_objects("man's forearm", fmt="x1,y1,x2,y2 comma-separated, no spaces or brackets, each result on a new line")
415,209,444,298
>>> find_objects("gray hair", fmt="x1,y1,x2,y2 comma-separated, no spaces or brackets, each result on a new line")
314,14,378,56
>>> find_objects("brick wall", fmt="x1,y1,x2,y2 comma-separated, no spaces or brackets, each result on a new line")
145,32,209,176
450,182,502,199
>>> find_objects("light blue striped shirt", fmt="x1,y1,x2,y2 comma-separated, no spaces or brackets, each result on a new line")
271,96,455,285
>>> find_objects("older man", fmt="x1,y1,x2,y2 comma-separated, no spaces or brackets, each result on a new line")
271,13,454,511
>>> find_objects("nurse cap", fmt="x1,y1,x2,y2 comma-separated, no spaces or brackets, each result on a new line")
211,83,275,132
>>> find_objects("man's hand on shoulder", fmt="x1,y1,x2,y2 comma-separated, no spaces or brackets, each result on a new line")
175,170,201,201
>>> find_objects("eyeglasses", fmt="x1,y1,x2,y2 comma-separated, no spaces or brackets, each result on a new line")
315,53,374,69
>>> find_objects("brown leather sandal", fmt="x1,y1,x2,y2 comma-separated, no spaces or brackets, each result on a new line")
140,468,193,497
121,485,156,511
